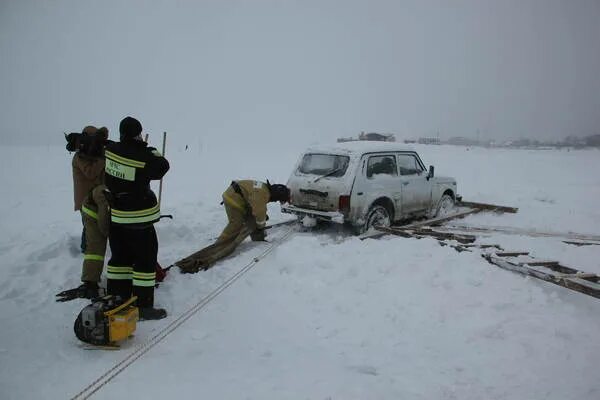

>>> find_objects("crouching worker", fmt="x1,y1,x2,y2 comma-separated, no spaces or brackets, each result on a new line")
105,116,170,320
175,180,290,273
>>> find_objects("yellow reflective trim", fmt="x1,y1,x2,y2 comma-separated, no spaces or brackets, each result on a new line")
111,211,161,224
105,151,145,168
133,272,155,278
222,193,246,212
111,205,160,216
84,254,104,261
107,273,131,280
107,264,133,280
81,205,98,220
132,278,155,287
107,265,133,273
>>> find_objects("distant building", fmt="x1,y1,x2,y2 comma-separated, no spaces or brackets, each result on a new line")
448,136,478,146
359,132,396,142
338,131,397,143
585,134,600,146
418,137,441,145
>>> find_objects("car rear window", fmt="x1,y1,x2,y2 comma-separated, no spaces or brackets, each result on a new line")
297,154,350,177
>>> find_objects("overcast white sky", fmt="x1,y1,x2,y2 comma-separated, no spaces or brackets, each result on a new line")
1,0,599,145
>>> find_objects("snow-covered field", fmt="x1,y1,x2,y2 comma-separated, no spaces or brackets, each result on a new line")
1,140,599,399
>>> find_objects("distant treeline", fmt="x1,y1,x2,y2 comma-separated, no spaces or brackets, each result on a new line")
441,134,600,148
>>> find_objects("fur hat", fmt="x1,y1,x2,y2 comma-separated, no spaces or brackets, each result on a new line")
97,127,109,140
81,125,98,135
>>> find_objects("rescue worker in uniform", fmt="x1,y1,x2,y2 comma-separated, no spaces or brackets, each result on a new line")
77,182,110,298
72,126,109,252
104,116,169,320
175,180,290,273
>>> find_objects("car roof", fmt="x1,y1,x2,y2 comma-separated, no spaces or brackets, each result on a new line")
304,141,416,156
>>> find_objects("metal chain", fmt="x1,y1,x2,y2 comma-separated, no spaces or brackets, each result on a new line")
70,224,297,400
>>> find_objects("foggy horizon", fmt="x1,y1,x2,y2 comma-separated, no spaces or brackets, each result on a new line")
1,0,599,146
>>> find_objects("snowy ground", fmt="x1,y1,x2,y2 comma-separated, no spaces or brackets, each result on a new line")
1,141,599,399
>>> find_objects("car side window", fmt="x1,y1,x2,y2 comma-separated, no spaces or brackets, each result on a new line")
367,155,398,178
398,154,424,176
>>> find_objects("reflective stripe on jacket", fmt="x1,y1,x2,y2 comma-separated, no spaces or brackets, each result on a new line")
104,140,169,226
81,184,110,237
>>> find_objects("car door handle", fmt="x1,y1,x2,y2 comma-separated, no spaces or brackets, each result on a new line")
357,192,363,195
402,181,409,186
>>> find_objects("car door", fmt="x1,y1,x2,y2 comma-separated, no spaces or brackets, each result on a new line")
351,153,402,220
397,152,432,214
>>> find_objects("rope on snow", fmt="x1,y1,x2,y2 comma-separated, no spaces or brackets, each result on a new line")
70,224,297,400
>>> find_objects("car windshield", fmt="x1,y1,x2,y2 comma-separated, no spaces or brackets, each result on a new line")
298,154,350,177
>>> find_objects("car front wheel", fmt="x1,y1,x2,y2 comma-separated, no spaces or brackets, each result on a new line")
435,194,455,217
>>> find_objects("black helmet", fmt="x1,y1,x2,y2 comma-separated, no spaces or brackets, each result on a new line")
268,183,290,203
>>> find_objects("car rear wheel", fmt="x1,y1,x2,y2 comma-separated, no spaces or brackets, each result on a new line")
435,194,455,217
362,204,392,233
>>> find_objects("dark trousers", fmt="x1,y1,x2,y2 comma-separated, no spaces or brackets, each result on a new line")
107,224,158,308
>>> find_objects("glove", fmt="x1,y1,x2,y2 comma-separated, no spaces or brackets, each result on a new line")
250,228,267,242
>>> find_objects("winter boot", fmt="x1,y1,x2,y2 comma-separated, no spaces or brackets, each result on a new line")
138,307,167,321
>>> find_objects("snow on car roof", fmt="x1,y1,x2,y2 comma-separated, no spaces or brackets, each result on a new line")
304,141,416,155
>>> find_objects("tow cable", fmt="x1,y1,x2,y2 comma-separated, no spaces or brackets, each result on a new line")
70,224,297,400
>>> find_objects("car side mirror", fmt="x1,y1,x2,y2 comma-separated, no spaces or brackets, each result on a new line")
427,165,434,180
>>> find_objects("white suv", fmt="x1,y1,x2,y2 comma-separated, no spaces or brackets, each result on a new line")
281,141,458,232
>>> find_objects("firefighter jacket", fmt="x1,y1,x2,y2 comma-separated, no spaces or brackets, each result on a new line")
222,180,270,229
104,139,169,226
72,153,105,211
81,184,110,237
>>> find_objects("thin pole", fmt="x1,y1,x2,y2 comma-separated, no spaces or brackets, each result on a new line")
158,131,167,206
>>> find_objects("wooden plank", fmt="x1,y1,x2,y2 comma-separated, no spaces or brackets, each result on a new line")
496,251,530,257
409,228,477,244
483,255,600,300
442,225,600,242
559,273,598,280
526,261,560,267
362,208,483,240
535,263,580,276
562,277,600,297
462,244,504,250
398,208,483,229
373,226,416,238
563,240,600,247
458,201,518,213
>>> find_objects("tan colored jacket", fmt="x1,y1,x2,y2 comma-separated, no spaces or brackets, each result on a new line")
72,153,104,211
222,180,270,228
81,184,110,237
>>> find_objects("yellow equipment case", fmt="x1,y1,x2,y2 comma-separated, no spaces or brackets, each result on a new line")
74,295,138,347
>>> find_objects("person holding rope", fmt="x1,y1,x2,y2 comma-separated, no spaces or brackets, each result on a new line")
175,180,290,273
104,116,170,320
